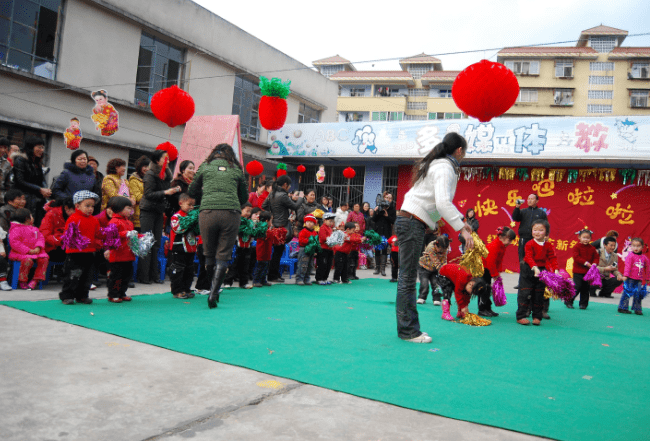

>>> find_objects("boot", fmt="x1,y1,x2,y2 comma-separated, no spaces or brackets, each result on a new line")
441,299,454,321
380,254,387,277
208,261,228,309
373,256,381,275
367,256,375,270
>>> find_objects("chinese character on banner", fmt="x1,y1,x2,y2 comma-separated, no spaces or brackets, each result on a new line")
474,198,498,217
606,203,635,225
513,123,548,155
547,238,556,247
416,125,441,155
556,240,569,251
487,234,496,244
575,123,609,153
567,186,595,206
532,179,555,198
506,189,522,207
464,123,495,154
570,240,578,249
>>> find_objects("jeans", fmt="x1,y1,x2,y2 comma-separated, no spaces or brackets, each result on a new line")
138,210,164,283
418,267,441,301
295,248,313,283
619,279,644,312
395,216,425,339
253,261,270,284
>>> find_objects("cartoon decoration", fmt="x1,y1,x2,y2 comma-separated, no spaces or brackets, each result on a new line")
276,162,287,178
258,77,291,131
316,165,326,183
63,117,82,150
246,160,264,177
150,85,196,128
91,90,119,136
351,125,377,154
452,59,519,122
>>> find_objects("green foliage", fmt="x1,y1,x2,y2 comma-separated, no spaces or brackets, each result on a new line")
259,76,291,99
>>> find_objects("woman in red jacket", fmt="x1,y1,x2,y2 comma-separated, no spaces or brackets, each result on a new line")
105,196,136,303
478,226,516,317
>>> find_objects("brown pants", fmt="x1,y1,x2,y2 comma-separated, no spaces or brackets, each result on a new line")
199,210,240,265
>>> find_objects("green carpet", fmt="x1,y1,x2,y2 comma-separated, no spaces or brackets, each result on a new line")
2,280,648,441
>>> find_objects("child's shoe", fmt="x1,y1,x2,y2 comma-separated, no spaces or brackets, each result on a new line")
296,281,305,286
253,283,263,288
0,280,12,291
62,299,75,305
433,300,441,306
27,280,38,290
303,281,312,286
342,280,352,284
331,280,341,284
532,318,541,326
173,293,189,299
108,297,123,303
441,299,454,321
121,296,132,302
565,302,574,309
18,281,29,290
635,310,643,315
618,308,632,314
185,291,195,298
517,318,530,325
262,281,273,286
76,298,93,304
416,298,425,304
241,283,253,289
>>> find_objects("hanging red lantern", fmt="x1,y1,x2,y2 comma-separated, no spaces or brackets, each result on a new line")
150,85,196,128
246,160,264,177
276,162,287,177
156,142,178,161
258,77,291,131
343,167,356,179
452,59,519,123
297,164,306,173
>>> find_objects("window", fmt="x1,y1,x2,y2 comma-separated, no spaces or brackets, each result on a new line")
553,89,574,106
344,112,365,122
0,121,49,167
382,166,398,199
0,0,61,79
555,60,574,78
517,89,538,103
374,85,403,97
587,104,612,114
372,112,403,121
300,165,366,208
407,102,427,110
504,60,540,75
405,114,426,121
590,37,616,53
320,64,343,78
135,33,185,106
430,88,452,98
590,62,614,71
349,87,367,97
429,113,463,119
630,90,649,108
588,90,613,99
232,75,261,140
408,88,428,96
407,64,433,79
589,75,614,85
630,63,650,79
298,102,320,124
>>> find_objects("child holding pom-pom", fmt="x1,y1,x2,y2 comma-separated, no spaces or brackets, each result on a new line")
8,208,49,290
565,228,599,310
316,212,336,285
295,214,318,285
105,196,136,303
478,226,516,317
618,237,650,315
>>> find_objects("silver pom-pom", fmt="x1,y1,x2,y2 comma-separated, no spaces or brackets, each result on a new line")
326,230,345,247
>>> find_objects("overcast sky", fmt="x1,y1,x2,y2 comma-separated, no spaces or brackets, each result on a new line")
192,0,650,72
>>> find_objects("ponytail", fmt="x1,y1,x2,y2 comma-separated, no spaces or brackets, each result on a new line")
496,226,516,241
412,132,467,184
270,175,292,202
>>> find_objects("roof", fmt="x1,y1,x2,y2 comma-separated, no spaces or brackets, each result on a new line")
609,47,650,58
398,53,442,64
580,25,628,36
329,71,414,82
312,55,353,66
497,47,599,58
421,71,460,85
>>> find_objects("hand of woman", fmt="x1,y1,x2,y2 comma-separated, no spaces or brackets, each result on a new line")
40,187,52,198
460,228,473,250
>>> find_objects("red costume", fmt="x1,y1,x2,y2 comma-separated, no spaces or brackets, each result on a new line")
439,264,473,312
318,224,333,250
108,214,135,263
170,210,198,254
248,190,269,209
334,233,362,255
482,239,507,276
524,240,558,272
256,229,274,261
39,206,66,253
65,210,101,254
298,227,317,247
572,243,599,275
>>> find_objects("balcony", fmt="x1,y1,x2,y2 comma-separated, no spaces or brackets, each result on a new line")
336,96,407,112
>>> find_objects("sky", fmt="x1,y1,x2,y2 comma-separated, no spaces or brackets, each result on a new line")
192,0,650,72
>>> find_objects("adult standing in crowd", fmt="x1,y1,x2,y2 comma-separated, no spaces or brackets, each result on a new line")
262,175,304,283
128,155,150,231
319,195,332,213
52,150,96,200
87,156,104,215
101,158,132,211
347,202,366,232
138,150,179,284
13,136,50,226
249,179,271,209
361,202,371,219
188,143,248,309
372,192,396,276
296,189,319,231
0,138,12,203
396,132,473,344
168,160,196,216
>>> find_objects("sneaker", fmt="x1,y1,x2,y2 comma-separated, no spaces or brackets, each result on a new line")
62,299,75,305
542,312,551,320
108,297,123,303
76,298,93,304
296,281,305,286
433,300,441,306
197,289,210,295
128,282,136,288
635,310,643,315
517,318,530,325
532,318,541,326
331,280,341,284
403,333,432,343
318,281,328,286
173,293,189,299
478,310,493,317
253,283,263,288
342,280,352,284
241,283,253,289
618,308,632,314
223,283,232,289
90,284,97,290
121,296,132,302
303,282,312,286
0,280,12,291
565,303,574,309
416,299,425,304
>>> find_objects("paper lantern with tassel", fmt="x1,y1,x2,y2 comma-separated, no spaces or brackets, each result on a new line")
258,77,291,131
452,60,519,122
343,167,356,179
246,160,264,177
156,142,178,161
150,85,195,128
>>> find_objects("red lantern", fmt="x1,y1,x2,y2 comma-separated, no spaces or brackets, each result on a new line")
276,162,287,178
297,164,306,173
258,77,291,131
156,142,178,161
150,85,196,128
246,160,264,177
452,59,519,122
343,167,356,179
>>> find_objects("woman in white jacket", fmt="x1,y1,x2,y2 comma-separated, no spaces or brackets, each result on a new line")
395,132,474,343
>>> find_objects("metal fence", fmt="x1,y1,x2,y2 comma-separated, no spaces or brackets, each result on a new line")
299,165,366,207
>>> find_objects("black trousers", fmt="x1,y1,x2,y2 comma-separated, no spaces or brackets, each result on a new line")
138,210,164,283
169,251,196,295
316,249,334,282
248,243,257,275
348,250,358,278
390,251,399,279
333,252,349,282
590,275,623,297
571,273,591,307
268,244,285,280
478,269,494,311
108,261,133,298
194,244,211,290
225,246,252,287
59,253,94,301
516,264,546,320
418,267,441,301
253,261,270,284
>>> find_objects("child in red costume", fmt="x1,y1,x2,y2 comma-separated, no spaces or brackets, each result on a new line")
169,194,198,299
478,226,516,317
316,213,336,285
333,222,364,284
566,228,600,310
295,214,318,285
438,263,482,319
253,211,274,287
106,197,136,303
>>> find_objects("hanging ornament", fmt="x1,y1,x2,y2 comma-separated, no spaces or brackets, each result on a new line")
246,160,264,177
316,165,326,183
150,85,195,128
343,167,356,179
566,169,579,184
258,77,291,131
598,168,617,182
156,142,178,161
620,169,637,185
578,168,598,182
483,167,497,181
637,170,650,186
547,169,566,182
498,167,515,180
276,162,287,178
516,168,529,181
530,168,546,182
452,60,520,122
296,164,306,185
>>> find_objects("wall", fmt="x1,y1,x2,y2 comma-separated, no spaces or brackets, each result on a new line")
337,97,406,112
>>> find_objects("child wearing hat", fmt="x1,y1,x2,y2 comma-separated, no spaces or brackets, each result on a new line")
295,214,318,285
59,190,101,305
316,212,336,285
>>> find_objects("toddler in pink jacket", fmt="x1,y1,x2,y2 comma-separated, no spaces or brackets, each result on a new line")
8,208,49,290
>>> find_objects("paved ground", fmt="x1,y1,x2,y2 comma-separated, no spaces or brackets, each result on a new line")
1,268,621,441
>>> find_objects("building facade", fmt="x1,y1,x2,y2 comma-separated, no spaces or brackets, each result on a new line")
0,0,338,183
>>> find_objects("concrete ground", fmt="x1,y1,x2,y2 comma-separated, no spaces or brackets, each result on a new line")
2,268,621,441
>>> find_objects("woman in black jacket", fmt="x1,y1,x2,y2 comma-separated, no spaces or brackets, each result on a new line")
13,136,51,226
137,150,181,284
372,192,396,276
167,160,195,217
295,188,319,230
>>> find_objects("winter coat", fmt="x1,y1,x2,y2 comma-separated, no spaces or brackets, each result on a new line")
572,243,600,275
189,159,247,212
128,173,145,228
101,174,128,212
596,248,621,278
372,207,395,238
333,233,362,255
8,222,48,260
51,162,96,200
255,230,274,261
64,209,101,254
512,206,548,240
261,188,304,231
334,208,349,230
439,264,473,311
12,153,45,215
108,214,136,263
249,190,269,209
39,206,67,253
296,200,320,230
623,252,650,281
0,155,11,202
482,239,507,277
140,163,172,214
319,224,334,251
298,227,317,247
95,210,111,228
170,210,198,254
346,210,366,233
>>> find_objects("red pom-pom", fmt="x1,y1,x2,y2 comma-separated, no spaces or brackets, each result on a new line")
156,142,178,161
452,60,519,122
246,160,264,177
276,169,287,177
150,85,195,128
343,167,356,179
259,96,288,131
297,164,306,173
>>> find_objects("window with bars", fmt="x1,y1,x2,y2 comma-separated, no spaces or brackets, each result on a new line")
344,112,366,122
517,89,538,102
588,90,613,99
408,88,428,96
630,63,650,79
630,90,649,108
407,102,427,110
300,165,366,207
0,0,61,79
135,33,185,106
590,37,616,53
589,75,614,85
554,89,574,105
349,87,368,97
587,104,612,114
320,64,343,78
298,102,320,124
590,62,614,71
407,64,432,79
430,88,452,98
555,60,574,78
372,112,403,121
405,114,427,121
504,60,540,75
429,112,463,119
382,166,398,200
232,75,261,141
374,85,403,97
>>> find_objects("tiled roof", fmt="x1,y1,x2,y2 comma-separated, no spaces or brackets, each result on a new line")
421,71,460,83
497,47,599,57
330,71,414,81
313,55,352,65
609,47,650,58
580,25,628,35
399,53,442,64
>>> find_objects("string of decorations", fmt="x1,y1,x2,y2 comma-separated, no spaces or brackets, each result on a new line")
460,167,650,184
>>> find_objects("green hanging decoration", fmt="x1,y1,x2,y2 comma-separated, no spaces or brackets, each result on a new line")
177,209,200,234
620,169,637,185
364,230,382,246
259,76,292,99
483,167,497,181
251,221,268,239
516,168,529,181
239,218,255,242
566,169,579,184
304,235,322,256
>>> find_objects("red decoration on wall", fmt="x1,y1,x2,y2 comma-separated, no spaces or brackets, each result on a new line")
452,60,519,122
343,167,356,179
150,85,196,128
156,142,178,161
297,164,306,173
246,160,263,177
259,96,288,131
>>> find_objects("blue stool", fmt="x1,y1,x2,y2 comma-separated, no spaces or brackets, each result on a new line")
10,260,43,290
279,244,297,279
43,261,65,285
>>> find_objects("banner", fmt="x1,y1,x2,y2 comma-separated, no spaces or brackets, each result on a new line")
266,116,649,160
177,115,242,174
